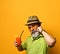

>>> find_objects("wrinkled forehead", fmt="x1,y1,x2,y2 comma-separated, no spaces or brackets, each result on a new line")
28,23,36,27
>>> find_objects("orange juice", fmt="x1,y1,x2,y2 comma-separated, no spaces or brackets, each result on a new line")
16,37,21,46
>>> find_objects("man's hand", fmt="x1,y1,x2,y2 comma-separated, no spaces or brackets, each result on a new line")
37,26,56,47
14,37,21,47
14,40,18,47
37,26,43,33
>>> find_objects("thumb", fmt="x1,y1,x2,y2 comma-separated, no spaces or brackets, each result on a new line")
37,26,43,32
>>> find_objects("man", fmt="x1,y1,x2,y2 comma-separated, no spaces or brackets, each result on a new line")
14,16,56,54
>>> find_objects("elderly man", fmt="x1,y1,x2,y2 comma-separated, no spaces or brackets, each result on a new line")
14,16,56,54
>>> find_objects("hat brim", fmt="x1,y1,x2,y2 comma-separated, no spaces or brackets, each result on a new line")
25,21,42,26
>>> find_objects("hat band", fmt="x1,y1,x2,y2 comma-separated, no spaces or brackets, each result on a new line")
27,20,39,23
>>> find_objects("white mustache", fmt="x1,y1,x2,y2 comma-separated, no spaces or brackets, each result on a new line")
31,30,37,34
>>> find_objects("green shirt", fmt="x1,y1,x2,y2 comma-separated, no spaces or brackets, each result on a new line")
20,34,48,54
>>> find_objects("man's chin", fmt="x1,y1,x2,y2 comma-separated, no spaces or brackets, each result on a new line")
31,31,40,38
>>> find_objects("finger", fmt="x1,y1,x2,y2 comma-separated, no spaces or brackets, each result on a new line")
14,41,18,47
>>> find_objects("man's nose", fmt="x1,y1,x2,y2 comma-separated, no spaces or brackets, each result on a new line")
30,27,34,31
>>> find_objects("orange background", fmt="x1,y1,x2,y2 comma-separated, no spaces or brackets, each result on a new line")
0,0,60,54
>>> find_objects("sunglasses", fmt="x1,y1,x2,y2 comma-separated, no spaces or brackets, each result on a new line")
28,24,36,29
